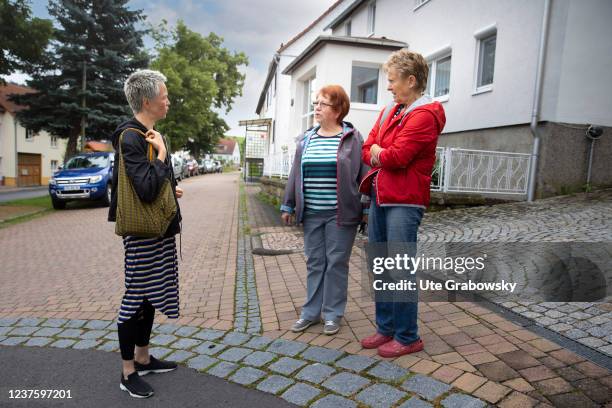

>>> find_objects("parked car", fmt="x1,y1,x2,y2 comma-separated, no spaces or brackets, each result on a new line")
202,159,215,174
48,152,114,209
213,160,223,173
187,159,199,177
172,156,184,181
198,158,207,175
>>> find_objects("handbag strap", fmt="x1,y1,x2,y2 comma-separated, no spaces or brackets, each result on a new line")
119,127,155,161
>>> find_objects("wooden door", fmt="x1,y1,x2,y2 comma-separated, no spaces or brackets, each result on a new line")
17,153,41,186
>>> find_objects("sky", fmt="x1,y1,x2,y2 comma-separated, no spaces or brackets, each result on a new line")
6,0,337,137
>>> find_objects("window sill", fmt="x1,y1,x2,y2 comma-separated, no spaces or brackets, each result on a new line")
350,102,381,111
433,95,449,103
472,85,493,95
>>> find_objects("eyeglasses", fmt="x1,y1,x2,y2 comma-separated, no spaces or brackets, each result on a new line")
312,101,334,108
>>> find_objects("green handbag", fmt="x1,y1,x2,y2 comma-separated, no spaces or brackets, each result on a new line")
115,128,177,238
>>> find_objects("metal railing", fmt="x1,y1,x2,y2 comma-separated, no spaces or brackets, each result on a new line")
263,147,531,196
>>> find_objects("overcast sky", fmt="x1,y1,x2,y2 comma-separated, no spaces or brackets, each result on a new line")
6,0,337,137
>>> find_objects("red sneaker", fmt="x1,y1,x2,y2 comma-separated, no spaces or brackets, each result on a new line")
361,333,393,349
378,339,424,358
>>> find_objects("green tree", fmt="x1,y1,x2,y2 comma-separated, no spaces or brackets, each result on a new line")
11,0,148,158
0,0,52,80
151,20,248,155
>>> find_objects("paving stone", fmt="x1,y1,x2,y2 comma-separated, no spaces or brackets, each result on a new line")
573,378,611,404
72,340,100,350
518,365,556,382
193,328,225,341
266,338,308,356
25,337,53,347
97,341,119,352
569,311,592,320
311,395,357,408
397,396,433,408
301,346,344,363
295,363,336,384
104,332,119,341
81,330,108,340
174,326,200,337
535,377,573,395
15,318,43,327
222,331,251,346
207,361,239,378
148,347,172,359
84,320,113,330
154,324,180,334
355,383,407,408
549,323,573,332
586,326,608,338
217,347,251,362
193,341,227,356
150,334,178,346
475,360,519,382
548,392,601,408
335,354,377,372
440,393,486,408
497,350,541,370
165,350,195,363
33,327,62,337
0,317,20,326
564,328,588,339
186,355,218,371
0,327,12,336
9,326,39,336
229,367,266,385
242,351,276,367
171,338,201,350
401,374,452,401
1,336,28,346
40,318,68,328
64,319,87,328
243,335,273,350
544,310,565,319
256,375,294,395
49,339,76,348
577,337,606,348
57,329,83,338
281,383,321,407
368,361,409,381
322,372,370,396
269,357,307,375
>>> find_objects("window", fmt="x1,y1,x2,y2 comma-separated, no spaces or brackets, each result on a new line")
50,135,58,148
25,128,35,141
426,54,451,100
476,32,496,90
50,160,58,172
301,76,316,131
345,20,352,36
367,2,376,36
351,65,379,104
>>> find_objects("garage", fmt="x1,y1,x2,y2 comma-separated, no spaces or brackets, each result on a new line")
17,153,41,186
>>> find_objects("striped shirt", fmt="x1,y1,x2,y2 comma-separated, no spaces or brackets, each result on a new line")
303,132,342,212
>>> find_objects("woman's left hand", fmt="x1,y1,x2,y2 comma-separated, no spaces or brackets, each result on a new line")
175,187,183,198
370,144,383,166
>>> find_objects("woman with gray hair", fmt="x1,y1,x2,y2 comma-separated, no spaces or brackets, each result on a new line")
108,69,183,398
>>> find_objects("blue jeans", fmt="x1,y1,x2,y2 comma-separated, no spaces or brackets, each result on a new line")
368,190,424,345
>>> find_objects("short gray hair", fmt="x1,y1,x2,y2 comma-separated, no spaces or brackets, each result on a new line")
124,69,167,114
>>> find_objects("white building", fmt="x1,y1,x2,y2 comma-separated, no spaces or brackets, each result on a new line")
212,138,241,165
255,0,612,198
0,83,67,186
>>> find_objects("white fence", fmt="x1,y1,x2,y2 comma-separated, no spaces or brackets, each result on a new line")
263,147,531,195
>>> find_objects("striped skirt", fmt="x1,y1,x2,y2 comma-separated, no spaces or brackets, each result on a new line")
117,235,180,323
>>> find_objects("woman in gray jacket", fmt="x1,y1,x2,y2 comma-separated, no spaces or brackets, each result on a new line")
281,85,369,335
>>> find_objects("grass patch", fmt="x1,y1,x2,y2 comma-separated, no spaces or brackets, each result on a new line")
256,191,281,209
0,195,52,209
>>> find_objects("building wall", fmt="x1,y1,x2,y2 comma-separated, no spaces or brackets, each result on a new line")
0,112,66,186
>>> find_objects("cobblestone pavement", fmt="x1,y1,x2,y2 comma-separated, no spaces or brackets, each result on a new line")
1,174,610,407
248,184,612,407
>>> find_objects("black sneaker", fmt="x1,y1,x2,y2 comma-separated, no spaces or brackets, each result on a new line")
120,372,154,398
134,355,178,376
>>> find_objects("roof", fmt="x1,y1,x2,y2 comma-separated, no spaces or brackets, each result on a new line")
213,138,238,155
84,141,114,152
0,83,35,115
324,0,366,31
282,36,408,75
277,0,345,53
255,57,279,115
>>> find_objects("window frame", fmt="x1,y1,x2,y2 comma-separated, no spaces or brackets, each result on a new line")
25,128,35,141
367,1,376,37
425,46,452,103
345,20,352,36
301,75,316,132
350,62,381,105
50,135,58,148
473,24,497,95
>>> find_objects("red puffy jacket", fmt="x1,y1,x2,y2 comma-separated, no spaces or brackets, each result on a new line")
360,101,446,207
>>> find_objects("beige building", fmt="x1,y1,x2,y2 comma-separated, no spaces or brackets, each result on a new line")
0,83,67,186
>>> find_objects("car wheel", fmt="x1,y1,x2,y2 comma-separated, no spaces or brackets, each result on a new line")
52,197,66,209
102,183,112,207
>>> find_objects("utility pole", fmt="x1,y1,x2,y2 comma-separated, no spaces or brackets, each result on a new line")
80,60,87,151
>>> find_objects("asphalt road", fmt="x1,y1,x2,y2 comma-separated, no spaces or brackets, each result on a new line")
0,346,296,408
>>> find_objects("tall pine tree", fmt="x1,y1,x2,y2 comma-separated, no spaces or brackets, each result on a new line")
12,0,148,158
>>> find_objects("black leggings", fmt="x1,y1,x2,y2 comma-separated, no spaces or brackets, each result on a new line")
118,299,155,360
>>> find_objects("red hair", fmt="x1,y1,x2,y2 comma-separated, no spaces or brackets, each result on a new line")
318,85,350,124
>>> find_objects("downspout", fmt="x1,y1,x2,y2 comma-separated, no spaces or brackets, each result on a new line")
527,0,551,202
14,116,18,187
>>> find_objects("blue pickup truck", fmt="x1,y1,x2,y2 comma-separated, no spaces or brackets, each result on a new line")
48,152,114,209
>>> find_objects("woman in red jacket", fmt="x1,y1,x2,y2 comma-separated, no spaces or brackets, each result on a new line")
359,49,446,358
